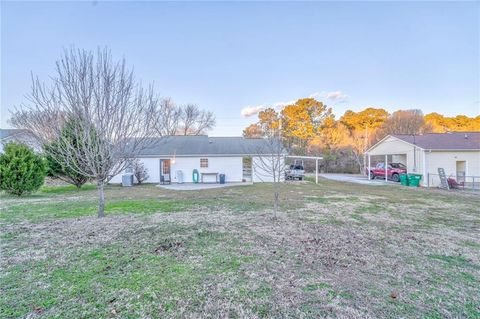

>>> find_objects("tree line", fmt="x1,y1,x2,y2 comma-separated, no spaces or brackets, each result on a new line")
242,98,480,173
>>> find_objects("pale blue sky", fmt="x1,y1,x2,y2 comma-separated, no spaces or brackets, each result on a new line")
1,1,479,136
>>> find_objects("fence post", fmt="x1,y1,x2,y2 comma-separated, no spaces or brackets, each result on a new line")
427,173,430,188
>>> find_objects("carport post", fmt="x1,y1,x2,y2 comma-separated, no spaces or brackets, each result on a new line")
367,153,371,177
315,158,318,184
385,154,388,182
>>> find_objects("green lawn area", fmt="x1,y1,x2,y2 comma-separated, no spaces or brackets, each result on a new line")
1,180,479,318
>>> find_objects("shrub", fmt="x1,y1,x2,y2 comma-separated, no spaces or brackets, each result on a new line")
0,142,46,196
44,153,89,189
133,159,149,184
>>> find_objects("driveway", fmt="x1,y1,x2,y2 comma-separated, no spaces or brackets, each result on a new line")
318,173,395,185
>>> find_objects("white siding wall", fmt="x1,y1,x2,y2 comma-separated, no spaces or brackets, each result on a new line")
425,151,480,186
110,156,244,184
391,154,407,165
109,157,160,184
170,156,243,183
252,156,285,183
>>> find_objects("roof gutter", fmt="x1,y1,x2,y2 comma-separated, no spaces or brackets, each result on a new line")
133,153,286,158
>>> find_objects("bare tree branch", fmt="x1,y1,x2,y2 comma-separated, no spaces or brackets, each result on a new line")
252,121,285,219
12,47,157,217
179,104,216,135
153,98,182,136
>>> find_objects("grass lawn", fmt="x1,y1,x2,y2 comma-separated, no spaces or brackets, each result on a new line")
1,179,479,318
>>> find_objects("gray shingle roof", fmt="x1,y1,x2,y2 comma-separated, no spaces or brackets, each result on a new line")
0,129,30,140
393,132,480,150
133,136,283,156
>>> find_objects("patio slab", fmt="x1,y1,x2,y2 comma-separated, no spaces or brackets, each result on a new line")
157,182,252,191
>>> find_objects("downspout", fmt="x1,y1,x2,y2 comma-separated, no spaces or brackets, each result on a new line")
422,149,427,186
413,134,417,172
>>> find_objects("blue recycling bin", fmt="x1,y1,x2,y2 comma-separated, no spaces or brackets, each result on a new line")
219,174,226,184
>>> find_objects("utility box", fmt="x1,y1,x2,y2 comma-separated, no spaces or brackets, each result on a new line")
122,173,134,187
176,170,184,184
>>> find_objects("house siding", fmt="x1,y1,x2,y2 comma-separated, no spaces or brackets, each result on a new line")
110,156,244,184
170,157,243,183
252,156,285,182
424,151,480,186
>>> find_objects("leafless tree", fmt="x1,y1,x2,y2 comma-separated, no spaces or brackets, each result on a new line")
179,104,216,135
9,109,67,148
252,122,286,219
151,100,215,136
153,98,182,136
13,47,157,217
377,109,432,136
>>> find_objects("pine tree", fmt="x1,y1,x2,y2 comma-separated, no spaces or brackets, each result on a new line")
0,142,46,196
44,118,90,189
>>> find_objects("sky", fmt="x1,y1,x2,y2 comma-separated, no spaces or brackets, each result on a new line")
1,1,479,136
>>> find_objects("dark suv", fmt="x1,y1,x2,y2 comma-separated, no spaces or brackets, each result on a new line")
367,162,407,182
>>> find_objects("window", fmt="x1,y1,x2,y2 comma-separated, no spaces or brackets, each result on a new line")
200,158,208,168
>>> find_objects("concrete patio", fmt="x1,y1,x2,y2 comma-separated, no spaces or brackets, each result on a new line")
157,182,252,191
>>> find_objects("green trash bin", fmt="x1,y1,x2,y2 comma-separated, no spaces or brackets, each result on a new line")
407,174,422,187
400,173,409,186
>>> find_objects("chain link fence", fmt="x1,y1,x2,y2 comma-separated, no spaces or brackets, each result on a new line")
426,173,480,190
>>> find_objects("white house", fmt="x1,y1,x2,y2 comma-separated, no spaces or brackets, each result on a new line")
366,132,480,187
110,135,285,184
0,129,40,153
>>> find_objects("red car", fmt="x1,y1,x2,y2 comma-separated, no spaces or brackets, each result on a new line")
367,162,407,182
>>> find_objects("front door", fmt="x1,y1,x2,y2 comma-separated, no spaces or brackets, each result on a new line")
160,159,171,184
456,161,466,182
242,157,252,182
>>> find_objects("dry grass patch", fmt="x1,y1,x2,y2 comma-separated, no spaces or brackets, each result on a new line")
1,180,479,318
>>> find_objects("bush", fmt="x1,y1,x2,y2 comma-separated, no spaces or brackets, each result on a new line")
133,159,149,184
0,142,46,196
44,152,89,189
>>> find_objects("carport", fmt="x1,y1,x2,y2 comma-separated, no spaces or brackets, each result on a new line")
366,135,419,182
286,155,323,184
366,135,424,183
365,153,407,182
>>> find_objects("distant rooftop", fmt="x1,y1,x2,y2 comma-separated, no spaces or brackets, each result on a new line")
0,129,31,140
393,132,480,150
130,135,284,156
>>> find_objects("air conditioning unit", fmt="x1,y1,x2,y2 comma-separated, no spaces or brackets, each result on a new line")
122,173,134,187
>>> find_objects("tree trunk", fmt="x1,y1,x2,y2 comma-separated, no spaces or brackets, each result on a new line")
98,181,105,218
273,187,279,220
